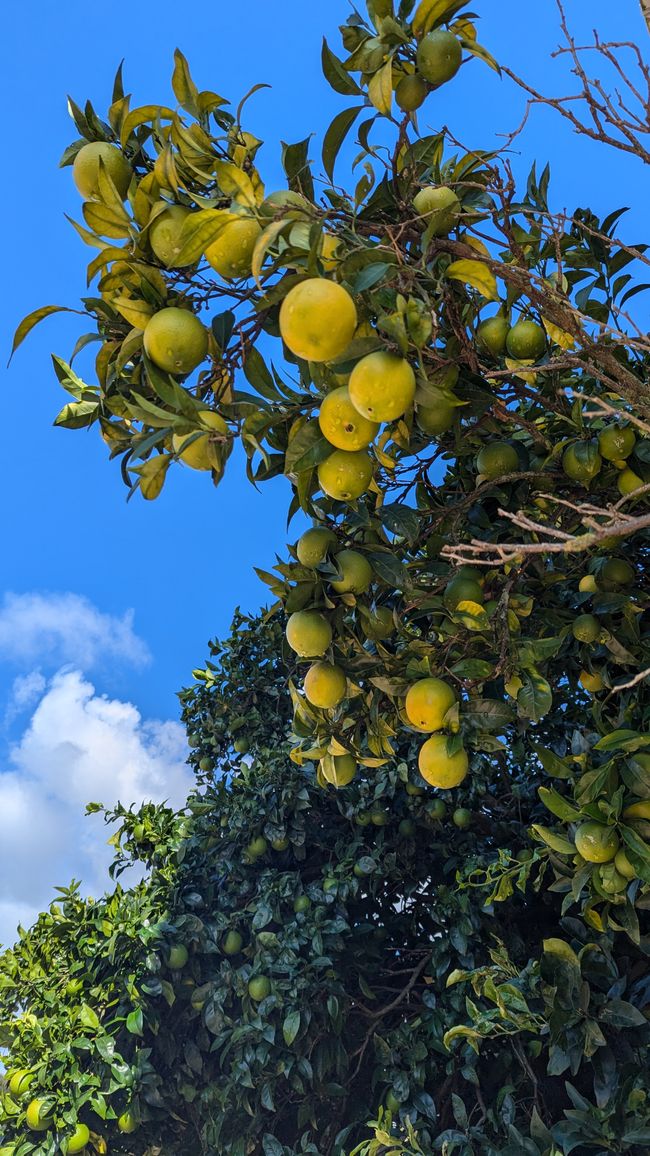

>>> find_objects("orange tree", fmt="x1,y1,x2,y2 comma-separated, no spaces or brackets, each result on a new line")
4,1,650,1153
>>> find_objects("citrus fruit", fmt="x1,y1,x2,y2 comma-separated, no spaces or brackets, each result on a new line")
416,397,456,436
356,811,370,825
348,352,416,422
260,190,310,218
320,233,341,270
416,30,462,86
405,677,456,732
405,782,425,797
205,216,262,279
318,449,374,501
412,186,460,236
318,386,380,451
363,606,394,640
247,836,269,858
8,1070,34,1097
167,944,189,969
234,737,250,755
370,808,389,826
172,411,228,470
614,848,637,880
506,320,546,361
562,440,602,484
286,610,332,657
452,808,472,829
477,316,509,357
443,575,484,610
304,662,347,709
143,307,208,375
579,575,598,593
293,895,311,913
132,823,145,842
25,1099,53,1132
427,798,446,820
600,558,635,588
325,754,357,787
398,818,416,837
418,735,469,788
476,442,520,479
330,549,373,594
572,614,600,643
574,821,619,863
579,670,604,693
279,279,357,362
271,836,289,851
222,930,243,955
73,141,132,200
118,1111,139,1134
598,864,628,894
246,975,269,1003
296,527,337,566
323,876,338,891
598,425,636,461
622,800,650,821
149,205,191,267
617,466,644,496
67,1123,90,1154
396,73,428,111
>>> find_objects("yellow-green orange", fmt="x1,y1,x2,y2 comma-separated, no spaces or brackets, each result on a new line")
579,670,604,693
222,930,243,955
320,233,341,270
579,575,598,593
562,441,602,484
73,141,132,200
572,614,600,643
600,558,635,588
296,527,337,566
279,279,357,362
319,386,379,451
304,662,347,709
477,315,509,357
598,424,636,461
395,73,428,111
325,754,357,787
506,320,546,361
118,1111,139,1134
412,186,460,236
248,975,271,1001
149,205,191,267
25,1100,53,1133
363,606,394,640
318,449,373,501
615,848,637,880
476,441,519,479
416,30,462,86
574,822,619,863
418,735,468,788
443,575,484,610
416,397,456,437
205,216,262,279
8,1070,34,1097
348,352,416,422
406,677,456,732
144,307,208,375
286,610,332,657
67,1124,90,1154
617,466,644,496
167,944,189,969
330,549,373,594
172,411,228,470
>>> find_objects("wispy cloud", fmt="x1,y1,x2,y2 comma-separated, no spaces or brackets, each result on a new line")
0,592,150,670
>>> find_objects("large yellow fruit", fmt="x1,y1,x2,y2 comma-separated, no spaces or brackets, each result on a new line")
286,610,332,657
322,753,357,787
143,307,208,375
418,735,468,788
318,386,379,451
476,441,520,479
172,411,228,470
205,216,262,279
149,205,192,266
67,1123,90,1154
406,678,456,732
304,662,347,708
296,527,337,566
348,352,416,422
506,320,546,361
579,670,604,694
416,30,462,86
318,450,373,501
412,186,460,236
330,549,373,594
73,141,132,200
25,1099,53,1132
562,441,602,484
598,424,636,461
395,73,428,112
279,279,357,362
477,316,509,358
574,822,619,863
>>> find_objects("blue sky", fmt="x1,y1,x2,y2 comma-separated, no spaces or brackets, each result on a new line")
0,0,647,942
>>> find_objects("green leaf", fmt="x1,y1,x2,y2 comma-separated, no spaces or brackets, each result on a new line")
243,347,279,400
599,999,646,1028
79,1004,101,1031
366,551,409,589
538,787,582,823
517,670,553,722
9,305,77,362
126,1007,144,1035
368,59,393,116
172,49,200,117
281,138,315,201
285,422,332,475
446,259,500,302
595,730,650,752
321,39,363,96
174,208,231,266
322,106,361,183
460,38,501,76
531,825,575,855
412,0,468,36
532,743,573,780
283,1010,301,1045
351,262,393,293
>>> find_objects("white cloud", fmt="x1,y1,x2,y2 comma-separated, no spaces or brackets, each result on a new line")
0,592,150,671
0,669,192,949
4,670,47,724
